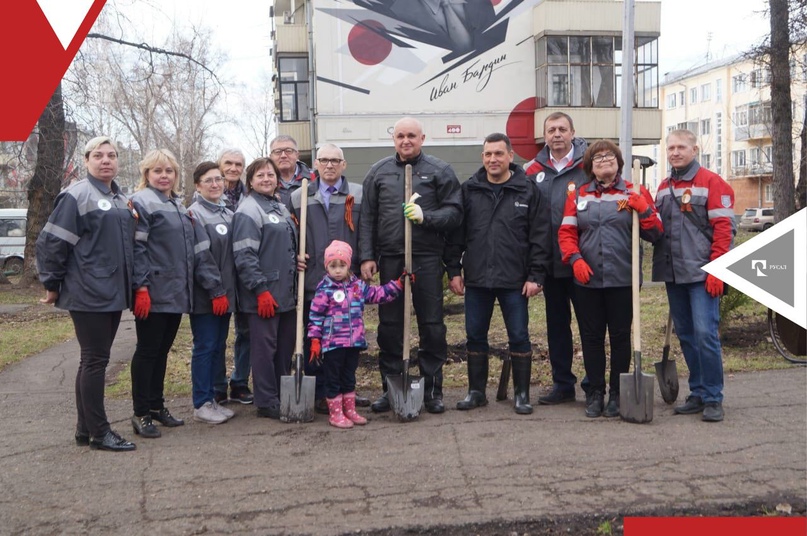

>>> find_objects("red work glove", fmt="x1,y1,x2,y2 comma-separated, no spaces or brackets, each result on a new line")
572,258,593,285
212,295,229,316
133,288,151,319
397,270,415,287
256,291,278,318
705,274,724,298
310,338,321,364
627,191,649,214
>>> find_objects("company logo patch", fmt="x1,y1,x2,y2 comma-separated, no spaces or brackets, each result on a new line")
215,224,228,236
268,214,280,224
97,199,112,211
535,172,545,183
721,195,732,208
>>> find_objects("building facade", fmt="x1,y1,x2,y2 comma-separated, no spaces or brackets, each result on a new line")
658,49,807,212
273,0,661,182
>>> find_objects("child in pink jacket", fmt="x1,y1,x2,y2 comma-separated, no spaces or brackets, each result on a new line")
308,240,404,429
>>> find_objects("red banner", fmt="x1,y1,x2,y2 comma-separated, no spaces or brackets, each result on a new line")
624,516,806,535
0,0,107,141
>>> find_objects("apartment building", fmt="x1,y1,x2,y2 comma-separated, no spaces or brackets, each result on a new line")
272,0,661,181
659,49,807,212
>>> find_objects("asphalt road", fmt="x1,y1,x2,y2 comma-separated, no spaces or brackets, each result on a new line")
0,312,805,535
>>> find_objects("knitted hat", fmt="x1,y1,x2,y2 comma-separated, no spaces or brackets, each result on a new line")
324,240,352,266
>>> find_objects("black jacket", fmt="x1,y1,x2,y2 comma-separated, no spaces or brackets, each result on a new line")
445,164,551,288
359,152,462,260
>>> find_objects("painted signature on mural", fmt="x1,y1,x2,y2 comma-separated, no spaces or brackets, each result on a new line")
429,54,514,101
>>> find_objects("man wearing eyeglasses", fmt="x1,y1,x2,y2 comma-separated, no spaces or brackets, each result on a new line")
288,143,370,412
523,112,590,406
359,117,462,414
270,135,313,205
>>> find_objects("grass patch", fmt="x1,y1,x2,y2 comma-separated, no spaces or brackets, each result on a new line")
0,313,75,373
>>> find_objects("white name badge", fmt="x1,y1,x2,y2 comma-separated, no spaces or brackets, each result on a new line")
333,290,345,303
215,224,228,235
97,199,112,211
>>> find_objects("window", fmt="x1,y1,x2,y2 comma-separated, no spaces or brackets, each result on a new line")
701,153,711,169
0,219,25,237
666,92,677,109
678,90,685,106
763,145,772,163
749,102,771,125
690,87,698,104
764,184,773,203
715,112,723,174
750,69,769,88
733,105,748,126
701,118,711,136
750,147,762,165
732,150,746,168
732,74,747,92
278,57,309,122
716,78,723,102
700,83,711,101
536,35,657,108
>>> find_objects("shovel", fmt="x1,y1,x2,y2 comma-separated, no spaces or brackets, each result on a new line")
280,178,315,423
619,160,654,424
654,312,679,404
386,164,424,422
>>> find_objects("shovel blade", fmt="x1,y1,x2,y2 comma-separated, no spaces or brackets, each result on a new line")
279,372,316,423
619,369,654,424
654,348,679,405
386,374,424,422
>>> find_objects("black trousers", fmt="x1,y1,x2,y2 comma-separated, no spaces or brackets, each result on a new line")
574,285,632,394
131,313,182,416
248,310,295,409
323,347,360,399
70,311,122,438
377,254,447,401
543,275,580,392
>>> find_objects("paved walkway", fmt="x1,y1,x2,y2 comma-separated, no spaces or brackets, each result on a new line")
0,312,805,535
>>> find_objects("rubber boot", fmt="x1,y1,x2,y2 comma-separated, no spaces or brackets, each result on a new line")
326,395,354,429
342,392,367,425
457,351,489,410
511,352,533,415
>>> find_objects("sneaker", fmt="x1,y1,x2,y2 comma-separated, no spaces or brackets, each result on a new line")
674,395,705,415
194,402,228,424
230,386,254,405
702,402,724,422
212,400,234,420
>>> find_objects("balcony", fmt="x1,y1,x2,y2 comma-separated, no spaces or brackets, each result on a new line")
735,123,772,141
731,163,773,178
276,24,307,54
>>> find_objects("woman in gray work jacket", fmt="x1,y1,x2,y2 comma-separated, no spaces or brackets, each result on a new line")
187,161,237,425
129,149,197,438
36,136,137,452
232,157,298,419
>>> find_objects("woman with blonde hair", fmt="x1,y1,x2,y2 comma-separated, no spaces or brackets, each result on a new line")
129,149,195,438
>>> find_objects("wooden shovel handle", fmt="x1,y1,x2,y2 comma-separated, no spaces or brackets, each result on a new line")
631,159,641,353
295,178,309,356
403,165,413,364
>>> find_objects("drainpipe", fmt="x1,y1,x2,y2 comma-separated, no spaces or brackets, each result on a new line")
306,0,317,156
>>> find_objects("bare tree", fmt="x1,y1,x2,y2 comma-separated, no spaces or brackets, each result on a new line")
237,70,277,159
768,0,796,221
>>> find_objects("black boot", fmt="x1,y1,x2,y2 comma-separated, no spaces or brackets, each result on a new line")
457,352,489,410
511,352,533,415
585,389,605,418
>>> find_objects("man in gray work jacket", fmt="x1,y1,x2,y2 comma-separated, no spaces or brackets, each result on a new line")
359,117,462,414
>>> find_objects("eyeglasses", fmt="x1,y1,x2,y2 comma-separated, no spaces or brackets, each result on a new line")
271,148,298,156
592,153,617,163
199,177,225,185
317,158,344,166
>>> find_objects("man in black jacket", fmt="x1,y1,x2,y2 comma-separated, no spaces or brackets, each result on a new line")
359,117,462,414
446,133,552,414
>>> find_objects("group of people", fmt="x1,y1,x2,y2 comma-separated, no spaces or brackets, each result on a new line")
36,113,735,452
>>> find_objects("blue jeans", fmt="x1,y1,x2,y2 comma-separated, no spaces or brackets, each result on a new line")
465,286,531,354
666,282,724,403
229,312,251,389
190,313,232,408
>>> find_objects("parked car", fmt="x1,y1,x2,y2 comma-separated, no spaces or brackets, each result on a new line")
0,208,26,275
738,207,774,232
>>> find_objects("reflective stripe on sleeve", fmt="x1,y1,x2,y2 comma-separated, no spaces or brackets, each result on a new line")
42,222,80,245
233,237,260,252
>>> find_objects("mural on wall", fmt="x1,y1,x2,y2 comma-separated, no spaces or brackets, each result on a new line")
314,0,543,159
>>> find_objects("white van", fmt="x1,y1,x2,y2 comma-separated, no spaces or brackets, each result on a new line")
0,208,27,275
